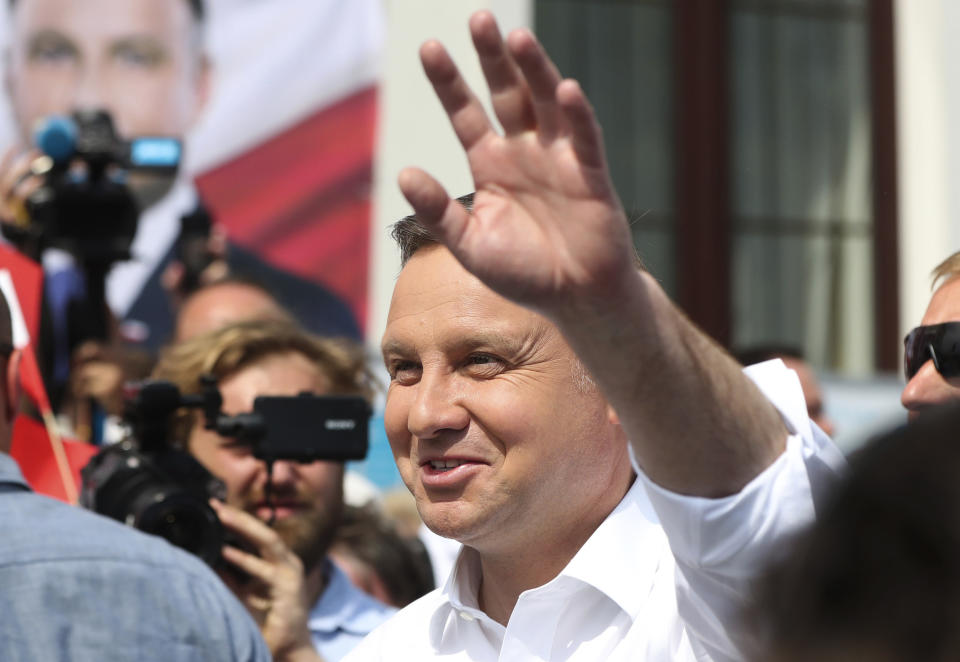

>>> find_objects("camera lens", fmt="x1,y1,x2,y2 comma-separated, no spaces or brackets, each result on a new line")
132,490,224,566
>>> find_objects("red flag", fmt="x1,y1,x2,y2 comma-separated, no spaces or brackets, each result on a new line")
9,416,96,502
1,244,96,501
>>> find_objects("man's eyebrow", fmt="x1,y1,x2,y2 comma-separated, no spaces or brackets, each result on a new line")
26,29,77,54
381,329,534,359
380,338,409,359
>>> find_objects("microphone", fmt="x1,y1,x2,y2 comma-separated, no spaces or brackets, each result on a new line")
33,115,77,163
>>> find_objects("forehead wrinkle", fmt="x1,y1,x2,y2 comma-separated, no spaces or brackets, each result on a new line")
383,289,554,362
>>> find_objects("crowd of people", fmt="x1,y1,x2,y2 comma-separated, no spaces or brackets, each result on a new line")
1,1,959,661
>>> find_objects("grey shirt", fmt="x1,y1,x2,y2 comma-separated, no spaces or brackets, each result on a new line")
0,452,269,662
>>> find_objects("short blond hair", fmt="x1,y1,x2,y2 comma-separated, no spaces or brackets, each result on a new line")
932,251,960,290
153,319,376,445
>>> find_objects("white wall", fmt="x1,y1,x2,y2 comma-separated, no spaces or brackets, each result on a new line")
895,0,960,333
367,0,533,346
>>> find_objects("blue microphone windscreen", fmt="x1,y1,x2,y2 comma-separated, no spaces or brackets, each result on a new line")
33,115,76,162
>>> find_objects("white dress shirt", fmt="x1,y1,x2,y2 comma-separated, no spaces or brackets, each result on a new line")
344,360,845,661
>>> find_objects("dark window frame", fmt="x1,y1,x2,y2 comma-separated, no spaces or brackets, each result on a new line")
674,0,899,370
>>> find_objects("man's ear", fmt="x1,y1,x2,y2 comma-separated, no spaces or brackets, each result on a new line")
4,349,22,422
607,404,621,427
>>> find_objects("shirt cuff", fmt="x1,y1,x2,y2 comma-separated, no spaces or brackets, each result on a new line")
635,358,833,571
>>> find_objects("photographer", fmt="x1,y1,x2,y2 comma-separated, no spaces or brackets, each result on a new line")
151,319,393,661
0,0,361,430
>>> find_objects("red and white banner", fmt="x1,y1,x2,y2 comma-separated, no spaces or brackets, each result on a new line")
190,0,383,330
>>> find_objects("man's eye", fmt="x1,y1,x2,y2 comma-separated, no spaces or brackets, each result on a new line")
28,40,77,63
389,361,421,383
112,42,166,68
464,354,504,375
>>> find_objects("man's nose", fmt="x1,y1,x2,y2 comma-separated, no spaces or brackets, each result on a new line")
260,459,298,487
72,66,106,111
901,359,955,416
407,371,470,440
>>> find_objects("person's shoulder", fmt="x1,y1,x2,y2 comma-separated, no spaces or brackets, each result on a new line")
0,491,270,661
2,490,210,573
342,588,447,661
319,561,397,635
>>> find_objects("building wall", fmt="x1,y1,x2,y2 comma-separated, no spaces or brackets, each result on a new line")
368,0,533,346
895,0,960,336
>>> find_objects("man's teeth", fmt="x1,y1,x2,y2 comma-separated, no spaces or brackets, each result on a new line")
430,459,468,471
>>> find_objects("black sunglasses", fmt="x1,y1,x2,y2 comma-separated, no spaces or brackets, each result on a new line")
903,322,960,381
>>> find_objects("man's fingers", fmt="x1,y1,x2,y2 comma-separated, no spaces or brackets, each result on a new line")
420,40,493,153
508,28,564,139
210,500,291,563
220,544,276,586
470,11,535,135
558,79,607,170
0,151,36,201
398,167,471,253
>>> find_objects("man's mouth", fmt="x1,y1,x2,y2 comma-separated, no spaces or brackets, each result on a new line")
251,501,306,520
427,459,472,472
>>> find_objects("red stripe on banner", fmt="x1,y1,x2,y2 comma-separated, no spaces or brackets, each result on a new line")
196,86,377,330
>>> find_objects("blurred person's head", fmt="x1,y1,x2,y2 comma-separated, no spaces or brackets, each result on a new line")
752,404,960,662
5,0,210,202
329,505,435,608
901,252,960,420
0,289,21,453
175,278,294,343
153,319,376,572
735,345,835,437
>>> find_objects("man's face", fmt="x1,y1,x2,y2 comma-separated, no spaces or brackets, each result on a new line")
381,246,632,555
901,276,960,419
6,0,208,143
187,351,344,570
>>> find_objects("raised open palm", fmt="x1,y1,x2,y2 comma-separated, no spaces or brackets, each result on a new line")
399,11,636,312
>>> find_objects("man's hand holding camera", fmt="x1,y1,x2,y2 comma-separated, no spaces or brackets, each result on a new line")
210,499,326,662
0,146,46,245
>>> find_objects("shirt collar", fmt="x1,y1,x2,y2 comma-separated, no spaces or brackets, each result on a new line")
0,452,31,491
437,478,666,627
307,560,393,636
560,477,668,618
106,180,197,316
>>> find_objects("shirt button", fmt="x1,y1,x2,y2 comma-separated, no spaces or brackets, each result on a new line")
459,611,475,622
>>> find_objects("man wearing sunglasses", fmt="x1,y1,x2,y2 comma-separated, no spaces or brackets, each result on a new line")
901,252,960,418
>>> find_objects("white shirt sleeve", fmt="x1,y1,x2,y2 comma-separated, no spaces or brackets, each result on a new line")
635,359,847,662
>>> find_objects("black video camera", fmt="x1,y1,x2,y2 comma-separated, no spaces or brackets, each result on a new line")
2,109,181,267
80,377,370,568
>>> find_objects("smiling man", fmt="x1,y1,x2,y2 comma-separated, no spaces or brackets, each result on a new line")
153,319,393,661
345,11,844,662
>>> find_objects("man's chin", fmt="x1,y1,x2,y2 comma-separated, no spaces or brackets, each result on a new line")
268,509,337,574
